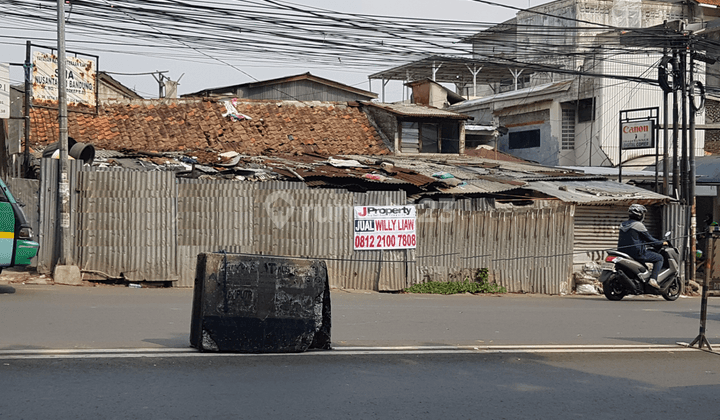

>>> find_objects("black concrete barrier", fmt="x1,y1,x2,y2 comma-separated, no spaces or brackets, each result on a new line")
190,253,331,353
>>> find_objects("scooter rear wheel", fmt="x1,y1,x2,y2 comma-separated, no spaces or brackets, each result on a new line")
603,275,626,301
661,276,682,301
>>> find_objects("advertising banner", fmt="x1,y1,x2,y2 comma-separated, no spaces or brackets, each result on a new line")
32,51,96,107
621,120,654,149
0,63,9,119
354,205,417,250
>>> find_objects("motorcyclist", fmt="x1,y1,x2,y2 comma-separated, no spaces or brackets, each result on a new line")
617,204,664,289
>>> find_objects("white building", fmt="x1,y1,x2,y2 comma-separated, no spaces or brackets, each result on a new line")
450,0,713,168
371,0,719,169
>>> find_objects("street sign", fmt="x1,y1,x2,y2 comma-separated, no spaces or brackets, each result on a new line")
621,120,654,149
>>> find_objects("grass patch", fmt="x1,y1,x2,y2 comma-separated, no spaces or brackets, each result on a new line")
404,269,506,295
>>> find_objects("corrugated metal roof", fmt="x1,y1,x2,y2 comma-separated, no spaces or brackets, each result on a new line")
560,165,659,178
436,178,524,194
694,156,720,184
449,80,573,112
525,180,672,205
361,101,470,119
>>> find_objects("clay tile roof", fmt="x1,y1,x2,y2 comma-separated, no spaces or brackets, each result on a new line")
29,99,390,160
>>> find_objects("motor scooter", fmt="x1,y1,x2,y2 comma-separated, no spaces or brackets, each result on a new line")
599,232,683,301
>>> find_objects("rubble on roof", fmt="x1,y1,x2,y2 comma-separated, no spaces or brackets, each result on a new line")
27,94,672,205
30,145,673,205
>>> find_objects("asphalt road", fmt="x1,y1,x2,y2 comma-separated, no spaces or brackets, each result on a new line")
2,352,719,419
2,284,720,419
0,284,718,349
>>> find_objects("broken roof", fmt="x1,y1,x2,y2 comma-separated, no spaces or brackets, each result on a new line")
525,180,672,206
29,98,390,159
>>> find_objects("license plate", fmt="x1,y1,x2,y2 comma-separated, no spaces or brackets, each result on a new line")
600,262,615,271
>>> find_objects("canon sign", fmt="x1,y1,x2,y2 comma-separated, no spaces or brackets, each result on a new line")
623,125,650,134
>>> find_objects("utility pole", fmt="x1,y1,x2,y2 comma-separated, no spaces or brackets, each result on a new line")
689,49,697,283
672,51,680,198
662,50,669,196
151,71,170,98
23,41,31,177
57,0,70,263
54,0,80,284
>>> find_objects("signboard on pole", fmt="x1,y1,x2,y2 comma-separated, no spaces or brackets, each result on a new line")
354,205,417,250
32,51,96,107
621,120,654,149
0,63,9,119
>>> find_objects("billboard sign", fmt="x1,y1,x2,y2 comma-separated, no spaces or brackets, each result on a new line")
32,51,96,107
354,205,417,250
621,120,654,149
0,63,9,119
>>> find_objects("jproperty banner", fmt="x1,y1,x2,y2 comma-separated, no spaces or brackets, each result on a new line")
353,205,416,250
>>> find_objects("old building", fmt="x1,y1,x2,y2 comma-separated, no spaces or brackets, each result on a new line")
182,72,378,102
371,0,720,168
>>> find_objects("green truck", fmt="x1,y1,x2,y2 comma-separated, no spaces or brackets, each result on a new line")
0,178,39,273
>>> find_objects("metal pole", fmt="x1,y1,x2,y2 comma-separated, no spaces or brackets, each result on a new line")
57,0,72,265
680,51,692,281
618,113,623,183
689,51,697,282
680,51,688,204
688,231,713,351
663,49,670,196
23,41,31,178
382,78,385,103
663,86,669,195
672,51,680,198
654,113,659,193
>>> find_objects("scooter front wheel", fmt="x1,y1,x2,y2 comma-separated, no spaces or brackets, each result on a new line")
603,275,626,301
661,276,682,301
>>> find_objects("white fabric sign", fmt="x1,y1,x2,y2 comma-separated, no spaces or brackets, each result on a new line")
32,51,96,107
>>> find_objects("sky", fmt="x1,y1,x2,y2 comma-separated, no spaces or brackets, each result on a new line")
1,0,537,102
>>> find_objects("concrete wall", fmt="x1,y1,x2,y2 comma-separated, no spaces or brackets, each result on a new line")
497,109,559,165
363,106,398,153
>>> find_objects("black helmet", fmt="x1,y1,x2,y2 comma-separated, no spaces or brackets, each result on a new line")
628,204,647,221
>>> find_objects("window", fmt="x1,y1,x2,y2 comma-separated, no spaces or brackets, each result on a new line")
400,122,420,153
577,98,595,123
509,129,540,149
400,122,447,153
420,123,439,153
562,109,575,150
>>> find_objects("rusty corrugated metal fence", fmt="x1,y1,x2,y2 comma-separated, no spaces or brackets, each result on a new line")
24,160,574,292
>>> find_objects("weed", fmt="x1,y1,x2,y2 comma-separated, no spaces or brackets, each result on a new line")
404,269,506,295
